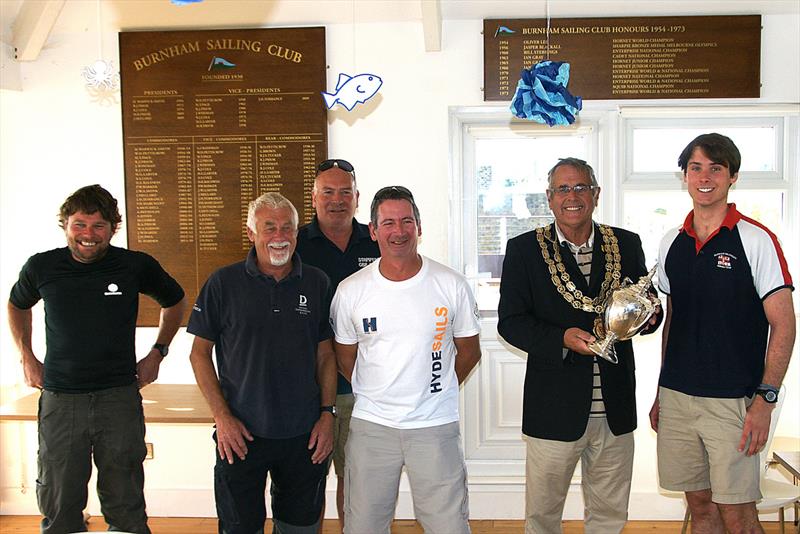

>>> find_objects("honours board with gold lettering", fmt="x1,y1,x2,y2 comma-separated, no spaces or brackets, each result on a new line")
120,28,327,325
484,16,760,101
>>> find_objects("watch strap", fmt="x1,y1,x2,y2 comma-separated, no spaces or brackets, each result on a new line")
152,343,169,358
755,383,779,403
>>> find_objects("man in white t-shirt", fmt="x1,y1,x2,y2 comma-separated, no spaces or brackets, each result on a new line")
331,185,482,534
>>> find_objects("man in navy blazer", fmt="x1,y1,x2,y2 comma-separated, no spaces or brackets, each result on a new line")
498,157,661,534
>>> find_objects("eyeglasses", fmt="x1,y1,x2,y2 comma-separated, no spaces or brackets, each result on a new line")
548,184,597,196
317,159,355,174
373,185,414,200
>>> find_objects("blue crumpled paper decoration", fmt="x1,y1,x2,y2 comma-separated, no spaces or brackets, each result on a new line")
509,61,582,126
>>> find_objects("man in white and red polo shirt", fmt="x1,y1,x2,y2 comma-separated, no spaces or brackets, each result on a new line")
651,132,795,533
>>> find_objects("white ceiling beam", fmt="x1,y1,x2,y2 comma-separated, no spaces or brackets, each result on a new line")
421,0,442,52
12,0,65,61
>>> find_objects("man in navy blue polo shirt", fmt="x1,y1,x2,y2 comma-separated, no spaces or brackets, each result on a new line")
188,192,337,534
295,158,379,531
651,133,795,533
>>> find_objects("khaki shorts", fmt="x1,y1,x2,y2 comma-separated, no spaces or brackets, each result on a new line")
657,386,761,504
332,393,355,477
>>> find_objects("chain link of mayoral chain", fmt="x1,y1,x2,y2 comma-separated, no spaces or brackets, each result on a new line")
535,224,622,315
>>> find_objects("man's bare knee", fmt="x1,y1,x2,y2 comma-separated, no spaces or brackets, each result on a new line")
685,490,725,534
686,489,714,513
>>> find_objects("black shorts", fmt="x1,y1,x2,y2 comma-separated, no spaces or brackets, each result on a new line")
213,432,327,533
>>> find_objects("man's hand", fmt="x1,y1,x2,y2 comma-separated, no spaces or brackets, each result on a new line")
214,412,254,464
635,299,663,336
564,327,596,356
22,356,44,389
738,396,774,456
650,302,663,325
135,349,163,388
308,412,334,464
649,396,660,432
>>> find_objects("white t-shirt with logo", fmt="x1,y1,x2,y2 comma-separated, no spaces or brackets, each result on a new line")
331,256,480,429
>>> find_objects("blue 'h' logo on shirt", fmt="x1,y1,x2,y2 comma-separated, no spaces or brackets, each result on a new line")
362,317,377,333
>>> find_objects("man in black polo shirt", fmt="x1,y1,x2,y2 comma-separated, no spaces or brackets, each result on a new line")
651,133,795,533
8,184,186,534
188,192,337,534
296,158,379,530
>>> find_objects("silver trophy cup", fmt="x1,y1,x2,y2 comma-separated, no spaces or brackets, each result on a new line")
588,265,659,364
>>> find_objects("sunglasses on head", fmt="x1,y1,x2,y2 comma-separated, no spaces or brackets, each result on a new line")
374,185,414,199
317,159,355,174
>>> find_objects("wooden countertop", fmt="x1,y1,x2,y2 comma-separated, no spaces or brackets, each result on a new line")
0,384,213,424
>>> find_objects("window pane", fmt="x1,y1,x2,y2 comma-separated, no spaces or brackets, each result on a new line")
475,136,588,310
632,127,776,173
622,191,691,267
729,190,785,232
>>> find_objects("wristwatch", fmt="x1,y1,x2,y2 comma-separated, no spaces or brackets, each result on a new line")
152,343,169,358
320,405,337,417
755,383,779,404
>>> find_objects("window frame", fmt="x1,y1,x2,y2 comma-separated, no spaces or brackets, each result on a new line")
622,114,786,187
448,107,607,312
616,105,800,273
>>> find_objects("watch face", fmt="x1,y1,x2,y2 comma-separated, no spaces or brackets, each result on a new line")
764,390,778,402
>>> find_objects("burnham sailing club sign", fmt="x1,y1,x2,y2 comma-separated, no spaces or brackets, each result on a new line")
119,28,327,325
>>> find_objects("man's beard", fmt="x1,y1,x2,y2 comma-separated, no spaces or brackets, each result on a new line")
268,242,291,266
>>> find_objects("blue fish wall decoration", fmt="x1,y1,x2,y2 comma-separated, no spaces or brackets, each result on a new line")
322,73,383,111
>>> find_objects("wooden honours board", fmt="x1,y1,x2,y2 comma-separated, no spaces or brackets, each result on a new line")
484,15,760,101
120,28,327,325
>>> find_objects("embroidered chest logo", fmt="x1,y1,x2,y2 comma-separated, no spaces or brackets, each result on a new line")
362,317,377,333
295,294,311,315
430,306,448,394
358,256,378,268
714,252,737,270
104,283,122,296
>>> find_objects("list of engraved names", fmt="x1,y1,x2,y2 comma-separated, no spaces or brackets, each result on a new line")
483,16,760,101
120,28,327,325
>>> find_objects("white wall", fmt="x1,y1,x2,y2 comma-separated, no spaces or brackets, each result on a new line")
1,0,798,520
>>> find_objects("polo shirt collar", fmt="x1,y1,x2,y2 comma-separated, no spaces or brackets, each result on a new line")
681,203,742,253
245,247,303,281
305,216,325,239
554,221,595,253
306,215,372,246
